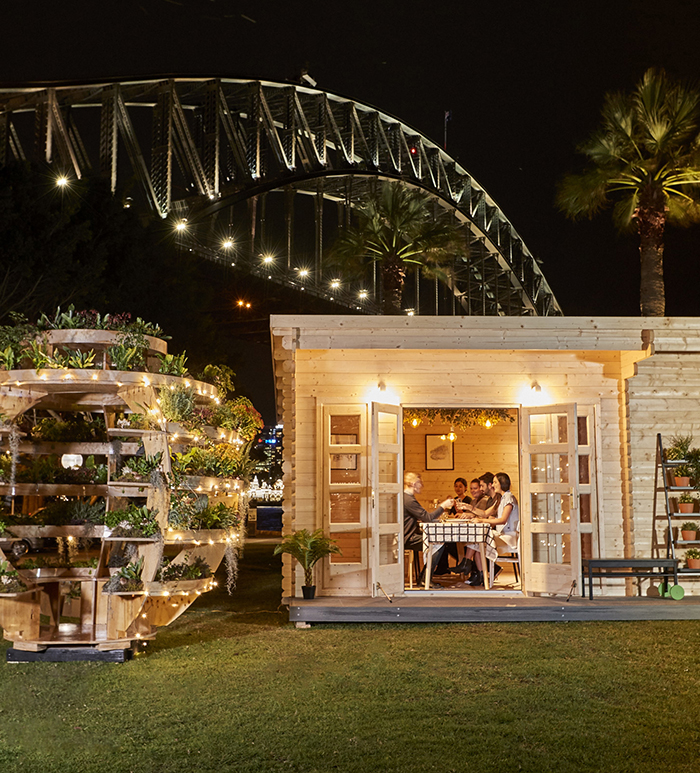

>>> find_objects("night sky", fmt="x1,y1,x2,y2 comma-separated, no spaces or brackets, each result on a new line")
4,0,700,416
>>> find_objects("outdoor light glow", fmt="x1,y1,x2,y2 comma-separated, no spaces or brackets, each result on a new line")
518,379,552,407
263,255,274,264
359,290,368,299
222,239,234,249
175,220,187,232
331,280,340,289
407,310,415,316
56,176,69,187
411,418,419,427
484,419,493,429
298,268,309,277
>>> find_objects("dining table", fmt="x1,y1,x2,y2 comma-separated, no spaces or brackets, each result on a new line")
421,520,497,590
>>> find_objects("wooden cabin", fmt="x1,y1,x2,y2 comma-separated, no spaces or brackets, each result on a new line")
270,315,700,608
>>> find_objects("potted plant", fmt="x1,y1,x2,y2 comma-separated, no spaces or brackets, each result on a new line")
680,521,698,540
273,529,342,600
684,548,700,570
677,494,696,515
102,557,144,593
667,434,693,486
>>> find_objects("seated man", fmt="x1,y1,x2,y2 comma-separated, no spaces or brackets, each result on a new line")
403,472,454,584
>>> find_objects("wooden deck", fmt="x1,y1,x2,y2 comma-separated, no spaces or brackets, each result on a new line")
288,593,700,624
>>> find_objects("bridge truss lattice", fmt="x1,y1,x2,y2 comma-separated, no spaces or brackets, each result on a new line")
0,78,562,316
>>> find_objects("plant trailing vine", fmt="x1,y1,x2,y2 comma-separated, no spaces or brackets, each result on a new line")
403,407,515,430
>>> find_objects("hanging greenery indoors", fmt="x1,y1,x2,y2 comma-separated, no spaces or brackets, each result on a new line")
403,408,515,431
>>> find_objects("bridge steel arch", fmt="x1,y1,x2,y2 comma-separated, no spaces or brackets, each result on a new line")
0,78,562,317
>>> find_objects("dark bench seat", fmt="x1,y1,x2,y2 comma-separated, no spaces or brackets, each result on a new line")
582,558,679,600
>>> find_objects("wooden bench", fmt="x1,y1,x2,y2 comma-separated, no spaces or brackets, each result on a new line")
581,558,679,600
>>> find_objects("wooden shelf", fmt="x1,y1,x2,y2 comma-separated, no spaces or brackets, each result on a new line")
0,483,108,496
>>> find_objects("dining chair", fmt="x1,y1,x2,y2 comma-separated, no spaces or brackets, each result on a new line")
489,528,521,586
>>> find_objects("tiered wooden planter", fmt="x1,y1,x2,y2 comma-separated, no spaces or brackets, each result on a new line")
0,329,243,658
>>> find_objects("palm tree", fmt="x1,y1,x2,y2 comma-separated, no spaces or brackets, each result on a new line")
329,181,465,314
557,68,700,316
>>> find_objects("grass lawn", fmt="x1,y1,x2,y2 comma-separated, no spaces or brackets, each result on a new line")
1,540,699,773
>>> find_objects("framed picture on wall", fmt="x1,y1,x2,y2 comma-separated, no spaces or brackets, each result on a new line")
425,435,454,470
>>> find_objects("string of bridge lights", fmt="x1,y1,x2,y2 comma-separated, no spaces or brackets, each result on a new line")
170,213,378,310
53,174,393,313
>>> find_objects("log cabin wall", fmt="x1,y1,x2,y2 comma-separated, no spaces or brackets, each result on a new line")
627,352,700,562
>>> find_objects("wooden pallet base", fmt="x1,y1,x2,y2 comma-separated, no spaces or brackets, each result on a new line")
6,645,133,663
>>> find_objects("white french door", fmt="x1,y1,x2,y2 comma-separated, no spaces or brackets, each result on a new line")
370,403,404,597
320,405,369,593
520,404,581,595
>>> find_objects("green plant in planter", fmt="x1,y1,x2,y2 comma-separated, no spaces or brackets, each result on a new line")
157,352,189,377
117,452,163,482
684,548,700,566
103,557,144,593
679,493,695,504
105,505,160,538
680,522,698,531
0,345,17,370
24,340,51,369
159,384,196,425
0,559,28,593
273,529,342,588
667,434,693,461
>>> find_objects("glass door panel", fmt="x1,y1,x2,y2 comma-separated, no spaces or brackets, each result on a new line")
322,406,369,593
371,403,403,596
521,404,580,596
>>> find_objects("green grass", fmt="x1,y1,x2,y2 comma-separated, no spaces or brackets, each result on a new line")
1,541,699,773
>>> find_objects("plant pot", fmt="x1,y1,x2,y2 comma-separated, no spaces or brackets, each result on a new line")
687,558,700,570
675,477,691,487
681,530,697,541
678,503,695,514
301,585,316,600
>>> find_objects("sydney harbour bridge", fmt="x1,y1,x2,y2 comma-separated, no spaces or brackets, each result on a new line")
0,78,562,317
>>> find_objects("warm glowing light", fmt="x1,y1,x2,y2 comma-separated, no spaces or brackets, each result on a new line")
222,239,234,249
175,220,187,232
262,255,274,264
484,419,493,429
237,300,244,307
441,434,446,441
359,290,368,299
330,280,340,289
245,302,251,308
56,176,69,187
298,268,309,277
407,310,415,316
411,418,418,427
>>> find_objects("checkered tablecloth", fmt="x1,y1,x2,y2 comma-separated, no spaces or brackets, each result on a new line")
421,521,497,562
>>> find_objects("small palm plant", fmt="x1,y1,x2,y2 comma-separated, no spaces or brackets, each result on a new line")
274,529,342,589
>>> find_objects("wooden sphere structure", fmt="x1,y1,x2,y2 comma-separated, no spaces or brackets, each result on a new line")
0,328,247,660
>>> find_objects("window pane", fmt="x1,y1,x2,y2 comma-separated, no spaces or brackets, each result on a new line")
530,414,568,445
377,412,398,445
330,492,361,524
531,493,571,524
378,453,397,484
577,416,589,446
580,493,592,524
530,454,569,484
379,534,399,565
578,455,590,485
378,493,398,524
330,415,360,445
531,533,571,564
580,533,593,561
330,454,360,484
330,531,362,563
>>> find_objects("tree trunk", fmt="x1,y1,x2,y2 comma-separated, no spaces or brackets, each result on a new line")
381,257,406,315
635,187,666,316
